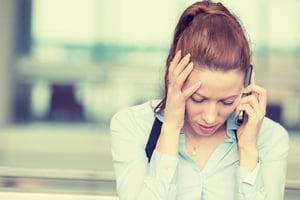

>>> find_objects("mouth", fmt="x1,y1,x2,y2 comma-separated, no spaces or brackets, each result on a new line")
197,124,218,134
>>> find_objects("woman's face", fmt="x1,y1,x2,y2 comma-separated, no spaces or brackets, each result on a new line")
183,67,244,137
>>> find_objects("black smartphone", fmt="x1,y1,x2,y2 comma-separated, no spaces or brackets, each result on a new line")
236,65,253,126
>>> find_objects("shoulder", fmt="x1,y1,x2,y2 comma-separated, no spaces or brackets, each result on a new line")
259,117,289,142
110,99,161,139
258,117,289,159
110,100,161,161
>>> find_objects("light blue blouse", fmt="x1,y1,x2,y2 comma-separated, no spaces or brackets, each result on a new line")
110,100,289,200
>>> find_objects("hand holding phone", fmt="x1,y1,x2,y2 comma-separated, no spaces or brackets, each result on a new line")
236,65,253,126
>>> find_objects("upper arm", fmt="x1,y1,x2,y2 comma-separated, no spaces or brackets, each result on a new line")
110,109,150,198
259,119,289,199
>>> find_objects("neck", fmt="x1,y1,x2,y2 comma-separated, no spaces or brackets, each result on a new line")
183,123,228,157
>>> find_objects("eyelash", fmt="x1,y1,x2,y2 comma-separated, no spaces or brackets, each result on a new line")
191,97,234,106
191,97,205,103
221,101,234,106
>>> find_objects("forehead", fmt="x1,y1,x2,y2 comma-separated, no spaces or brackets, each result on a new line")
187,68,244,97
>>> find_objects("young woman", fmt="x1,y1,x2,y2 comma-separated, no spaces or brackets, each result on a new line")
110,1,289,199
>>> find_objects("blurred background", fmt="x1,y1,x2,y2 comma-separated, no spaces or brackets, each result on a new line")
0,0,299,199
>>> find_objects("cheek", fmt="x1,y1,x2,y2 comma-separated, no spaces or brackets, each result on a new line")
219,102,240,118
185,100,200,117
221,106,235,116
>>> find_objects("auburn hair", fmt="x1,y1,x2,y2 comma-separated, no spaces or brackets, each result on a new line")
155,1,251,113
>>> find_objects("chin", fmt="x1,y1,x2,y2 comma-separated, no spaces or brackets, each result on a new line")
194,123,225,137
197,130,218,137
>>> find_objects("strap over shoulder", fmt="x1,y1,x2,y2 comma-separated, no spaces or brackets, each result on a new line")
145,117,162,162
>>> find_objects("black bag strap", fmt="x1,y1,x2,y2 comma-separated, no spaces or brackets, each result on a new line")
145,117,162,162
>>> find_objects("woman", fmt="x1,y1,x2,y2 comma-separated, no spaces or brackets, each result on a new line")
110,1,289,199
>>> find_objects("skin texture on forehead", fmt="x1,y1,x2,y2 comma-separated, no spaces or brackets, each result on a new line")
185,67,245,100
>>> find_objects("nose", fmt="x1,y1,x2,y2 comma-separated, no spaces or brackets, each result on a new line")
202,102,218,125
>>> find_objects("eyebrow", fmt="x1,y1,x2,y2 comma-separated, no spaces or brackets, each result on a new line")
193,93,239,101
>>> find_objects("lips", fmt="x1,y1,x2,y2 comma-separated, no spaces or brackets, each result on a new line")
198,124,218,134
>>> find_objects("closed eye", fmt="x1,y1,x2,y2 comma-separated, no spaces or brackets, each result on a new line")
191,93,238,105
191,96,205,103
221,101,234,106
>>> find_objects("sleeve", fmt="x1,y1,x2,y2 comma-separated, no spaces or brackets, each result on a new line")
237,122,289,200
110,109,178,200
